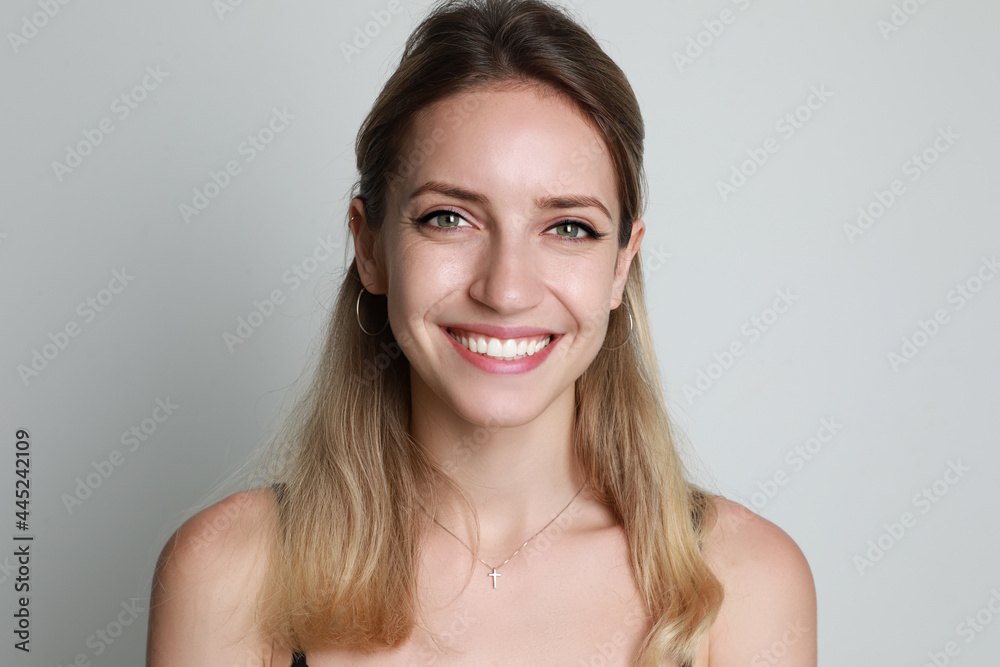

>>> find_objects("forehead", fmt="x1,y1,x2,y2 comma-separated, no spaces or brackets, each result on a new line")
391,84,617,218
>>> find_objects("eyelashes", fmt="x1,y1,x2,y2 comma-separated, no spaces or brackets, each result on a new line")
412,208,608,242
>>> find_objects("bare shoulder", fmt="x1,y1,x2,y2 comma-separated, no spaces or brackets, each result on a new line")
147,487,281,666
701,496,817,666
154,487,278,574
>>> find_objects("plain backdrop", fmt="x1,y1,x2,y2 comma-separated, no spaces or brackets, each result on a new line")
2,0,999,665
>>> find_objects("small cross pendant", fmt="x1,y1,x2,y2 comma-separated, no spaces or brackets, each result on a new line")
487,568,501,588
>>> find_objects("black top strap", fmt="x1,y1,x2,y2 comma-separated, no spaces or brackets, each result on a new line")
271,481,288,504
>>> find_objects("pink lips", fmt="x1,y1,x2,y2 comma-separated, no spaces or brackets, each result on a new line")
442,325,559,375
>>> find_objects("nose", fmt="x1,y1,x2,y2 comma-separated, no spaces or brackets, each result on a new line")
467,224,544,315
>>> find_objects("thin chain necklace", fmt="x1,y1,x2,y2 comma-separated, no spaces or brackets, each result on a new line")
415,483,587,589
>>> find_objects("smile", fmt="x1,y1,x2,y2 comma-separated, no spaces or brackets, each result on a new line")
446,327,553,361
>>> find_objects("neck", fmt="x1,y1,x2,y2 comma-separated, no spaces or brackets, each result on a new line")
409,373,589,555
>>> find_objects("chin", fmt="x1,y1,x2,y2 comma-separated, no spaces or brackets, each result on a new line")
447,392,546,430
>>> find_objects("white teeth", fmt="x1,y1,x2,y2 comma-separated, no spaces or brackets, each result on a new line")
449,329,552,360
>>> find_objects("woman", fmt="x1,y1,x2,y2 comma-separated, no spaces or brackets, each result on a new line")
146,1,816,665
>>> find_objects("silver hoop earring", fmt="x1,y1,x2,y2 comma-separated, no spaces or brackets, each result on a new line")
356,286,389,336
601,299,633,350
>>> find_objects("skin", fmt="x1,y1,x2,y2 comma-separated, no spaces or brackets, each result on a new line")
351,81,641,549
146,84,817,666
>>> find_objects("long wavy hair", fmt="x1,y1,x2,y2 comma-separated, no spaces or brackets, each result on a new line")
246,1,724,664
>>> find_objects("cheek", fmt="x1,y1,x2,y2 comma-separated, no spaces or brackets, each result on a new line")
385,246,464,326
579,294,613,342
554,273,614,340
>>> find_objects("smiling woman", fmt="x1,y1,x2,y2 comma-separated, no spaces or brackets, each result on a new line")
146,1,816,666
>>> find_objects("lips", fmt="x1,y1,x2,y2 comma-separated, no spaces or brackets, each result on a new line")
447,327,553,360
442,324,560,375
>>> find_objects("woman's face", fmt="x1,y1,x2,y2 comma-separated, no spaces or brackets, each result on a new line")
353,84,644,428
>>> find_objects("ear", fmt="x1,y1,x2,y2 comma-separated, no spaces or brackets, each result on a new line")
349,198,388,294
610,217,645,310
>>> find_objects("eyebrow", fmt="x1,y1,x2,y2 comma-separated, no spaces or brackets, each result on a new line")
407,180,613,222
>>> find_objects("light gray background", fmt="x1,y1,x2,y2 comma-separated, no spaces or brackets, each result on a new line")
2,0,998,665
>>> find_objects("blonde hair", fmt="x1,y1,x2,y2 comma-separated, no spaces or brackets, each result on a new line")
222,1,723,664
